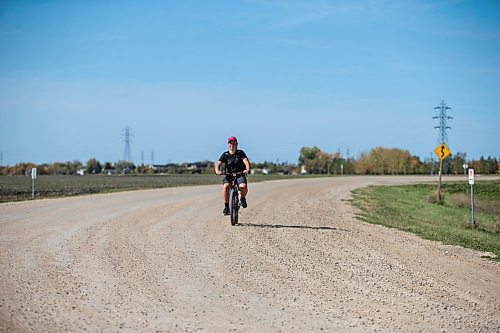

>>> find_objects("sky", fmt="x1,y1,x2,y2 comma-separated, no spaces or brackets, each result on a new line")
1,0,499,166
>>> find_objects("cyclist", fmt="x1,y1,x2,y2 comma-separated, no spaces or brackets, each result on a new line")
215,136,251,215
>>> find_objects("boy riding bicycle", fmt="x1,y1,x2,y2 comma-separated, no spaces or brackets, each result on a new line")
214,136,251,215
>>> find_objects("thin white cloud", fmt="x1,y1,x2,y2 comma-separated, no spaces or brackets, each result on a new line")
245,0,500,41
244,0,399,28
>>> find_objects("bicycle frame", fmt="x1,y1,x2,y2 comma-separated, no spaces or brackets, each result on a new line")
227,172,244,226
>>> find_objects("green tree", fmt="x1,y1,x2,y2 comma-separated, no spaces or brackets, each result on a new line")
114,160,135,174
471,156,499,174
86,158,102,174
451,152,467,175
328,152,343,174
486,156,499,174
299,147,332,174
299,146,321,164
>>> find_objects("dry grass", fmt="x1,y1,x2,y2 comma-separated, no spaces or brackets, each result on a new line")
427,190,445,204
449,193,500,216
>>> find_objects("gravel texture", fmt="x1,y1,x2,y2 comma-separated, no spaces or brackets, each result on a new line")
0,176,499,332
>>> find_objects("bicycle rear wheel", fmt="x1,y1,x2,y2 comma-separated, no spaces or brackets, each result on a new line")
229,188,239,226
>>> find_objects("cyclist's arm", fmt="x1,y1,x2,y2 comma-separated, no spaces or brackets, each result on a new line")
243,158,251,174
215,161,223,175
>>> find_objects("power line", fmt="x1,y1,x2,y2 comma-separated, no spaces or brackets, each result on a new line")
433,100,452,146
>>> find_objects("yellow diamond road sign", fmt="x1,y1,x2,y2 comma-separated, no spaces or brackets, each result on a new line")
434,143,451,160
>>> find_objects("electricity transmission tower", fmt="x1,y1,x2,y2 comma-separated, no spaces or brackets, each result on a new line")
122,127,133,162
433,100,452,146
433,101,453,196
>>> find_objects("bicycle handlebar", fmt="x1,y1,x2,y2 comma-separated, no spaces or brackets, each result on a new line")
217,171,247,176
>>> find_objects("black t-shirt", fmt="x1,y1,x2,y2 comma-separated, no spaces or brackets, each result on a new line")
219,150,248,173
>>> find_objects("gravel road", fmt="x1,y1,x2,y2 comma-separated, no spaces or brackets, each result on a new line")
1,176,499,332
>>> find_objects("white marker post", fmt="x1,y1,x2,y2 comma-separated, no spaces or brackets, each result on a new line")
31,167,37,199
468,168,475,227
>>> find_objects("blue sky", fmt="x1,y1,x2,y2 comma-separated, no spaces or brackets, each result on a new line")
1,0,499,165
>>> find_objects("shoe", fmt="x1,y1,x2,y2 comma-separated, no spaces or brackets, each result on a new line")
240,197,247,208
223,206,230,215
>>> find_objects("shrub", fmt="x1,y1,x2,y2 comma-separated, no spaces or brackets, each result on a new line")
428,190,445,205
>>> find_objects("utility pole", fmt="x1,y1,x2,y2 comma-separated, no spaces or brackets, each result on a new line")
122,127,133,162
430,153,435,175
346,148,350,174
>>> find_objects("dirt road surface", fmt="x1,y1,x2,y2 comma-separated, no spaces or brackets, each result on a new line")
1,176,499,332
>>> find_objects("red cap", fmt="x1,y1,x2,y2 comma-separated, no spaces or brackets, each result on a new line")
227,136,237,143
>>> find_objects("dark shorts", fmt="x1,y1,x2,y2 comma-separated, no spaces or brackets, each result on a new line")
223,174,247,186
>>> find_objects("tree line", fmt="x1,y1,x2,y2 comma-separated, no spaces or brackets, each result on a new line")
299,146,498,175
299,146,406,175
0,146,498,176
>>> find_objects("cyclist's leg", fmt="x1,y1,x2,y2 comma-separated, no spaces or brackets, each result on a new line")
239,183,247,197
237,175,248,208
223,183,230,203
222,177,230,214
237,175,248,198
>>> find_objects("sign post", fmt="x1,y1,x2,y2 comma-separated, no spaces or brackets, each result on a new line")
31,167,37,199
433,143,451,201
469,168,475,227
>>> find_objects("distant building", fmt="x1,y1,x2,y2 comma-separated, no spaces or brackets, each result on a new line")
251,168,269,175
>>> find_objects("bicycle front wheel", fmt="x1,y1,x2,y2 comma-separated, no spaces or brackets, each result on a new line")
229,188,239,226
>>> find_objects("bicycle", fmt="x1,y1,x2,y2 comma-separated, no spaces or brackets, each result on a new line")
224,171,245,226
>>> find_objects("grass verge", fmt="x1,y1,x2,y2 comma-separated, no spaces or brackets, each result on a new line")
351,180,500,260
